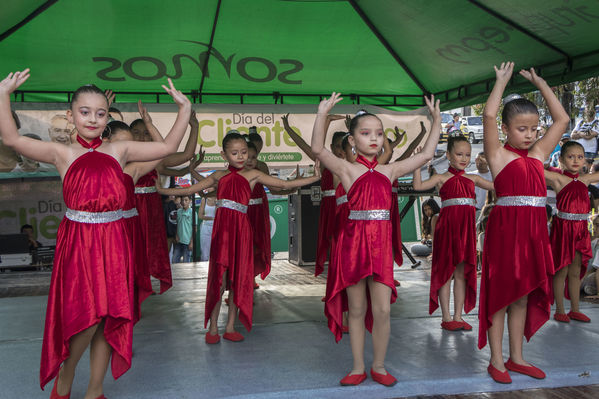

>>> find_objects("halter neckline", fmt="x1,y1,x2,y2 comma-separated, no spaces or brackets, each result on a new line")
356,155,378,171
563,170,579,179
76,135,102,150
504,143,528,158
448,166,465,176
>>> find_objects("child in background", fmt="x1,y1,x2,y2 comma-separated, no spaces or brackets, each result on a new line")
173,196,197,263
479,62,569,383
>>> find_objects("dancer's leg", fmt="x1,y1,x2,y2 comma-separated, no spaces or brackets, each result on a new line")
488,306,507,371
85,320,111,399
346,279,368,375
507,295,530,366
367,278,392,374
568,252,582,312
453,263,466,321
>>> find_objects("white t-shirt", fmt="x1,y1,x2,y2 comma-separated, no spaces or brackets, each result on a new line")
473,171,492,209
574,120,599,153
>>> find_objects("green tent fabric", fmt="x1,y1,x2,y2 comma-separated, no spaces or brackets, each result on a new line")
1,0,598,109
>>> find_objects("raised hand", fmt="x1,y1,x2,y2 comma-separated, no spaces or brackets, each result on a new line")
0,69,30,96
519,67,546,87
138,99,152,123
162,78,190,108
424,94,440,118
327,114,345,122
394,126,406,143
105,90,115,106
195,145,205,165
281,113,292,130
345,114,352,130
494,62,514,85
317,92,342,115
189,109,198,127
314,159,321,178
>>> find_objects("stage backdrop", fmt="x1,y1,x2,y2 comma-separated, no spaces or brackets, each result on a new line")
2,103,432,177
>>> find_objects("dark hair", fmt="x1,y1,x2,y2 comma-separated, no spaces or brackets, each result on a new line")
129,119,144,129
341,134,351,151
332,131,347,145
247,141,258,152
559,140,584,159
545,204,553,221
421,198,440,236
104,120,130,139
20,224,33,233
248,132,263,144
71,84,107,109
447,135,470,153
501,98,539,126
11,111,21,129
222,132,248,151
349,112,382,135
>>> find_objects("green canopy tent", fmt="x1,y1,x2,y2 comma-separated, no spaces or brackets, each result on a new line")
1,0,598,109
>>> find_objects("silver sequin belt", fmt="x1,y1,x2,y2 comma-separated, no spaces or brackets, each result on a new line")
348,209,390,220
496,196,546,207
336,195,348,206
442,197,476,208
392,187,398,194
248,198,263,205
123,208,139,218
216,199,248,214
322,190,336,197
134,186,157,194
556,211,589,221
65,208,124,224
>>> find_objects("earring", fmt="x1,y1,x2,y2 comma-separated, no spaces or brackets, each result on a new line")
224,162,229,168
351,146,356,155
380,147,385,155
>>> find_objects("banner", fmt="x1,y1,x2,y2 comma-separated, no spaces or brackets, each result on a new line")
3,103,432,177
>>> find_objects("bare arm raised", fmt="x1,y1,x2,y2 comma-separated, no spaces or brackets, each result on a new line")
483,62,513,169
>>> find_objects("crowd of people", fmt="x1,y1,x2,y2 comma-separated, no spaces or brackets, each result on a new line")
0,60,597,398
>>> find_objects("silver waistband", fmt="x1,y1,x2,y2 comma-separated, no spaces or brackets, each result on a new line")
65,208,124,224
392,187,398,194
216,199,248,214
336,195,348,206
322,190,336,197
442,197,476,208
123,208,139,218
248,198,263,205
556,211,589,221
348,209,390,220
134,186,157,194
496,196,546,207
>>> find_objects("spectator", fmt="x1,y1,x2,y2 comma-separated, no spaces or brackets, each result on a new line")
48,114,74,145
198,194,217,261
571,107,599,160
549,133,571,167
21,224,41,251
0,111,21,171
581,215,599,297
411,198,440,257
164,195,178,255
445,113,462,136
473,152,492,217
172,196,197,263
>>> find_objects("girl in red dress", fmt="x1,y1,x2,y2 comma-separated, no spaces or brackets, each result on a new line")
0,70,191,399
133,106,199,293
312,93,441,386
545,140,598,323
245,141,272,281
157,132,321,343
413,136,493,331
480,62,569,384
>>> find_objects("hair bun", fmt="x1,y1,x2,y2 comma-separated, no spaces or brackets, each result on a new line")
355,109,368,116
226,129,239,135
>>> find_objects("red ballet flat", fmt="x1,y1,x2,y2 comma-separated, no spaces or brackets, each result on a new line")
254,282,260,289
441,321,463,331
554,312,570,323
393,279,401,287
342,325,349,334
459,320,472,331
568,311,591,323
95,396,107,399
339,372,367,386
205,332,220,344
487,363,511,384
370,368,397,386
50,370,70,399
223,331,244,342
505,359,545,379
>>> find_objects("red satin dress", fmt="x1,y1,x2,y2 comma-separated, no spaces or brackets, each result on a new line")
478,144,553,349
204,166,254,331
248,183,271,280
550,171,592,299
391,179,403,266
41,138,133,389
429,167,477,315
315,168,336,277
135,170,172,293
325,156,397,342
123,173,152,324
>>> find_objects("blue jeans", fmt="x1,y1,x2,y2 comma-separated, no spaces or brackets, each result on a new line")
172,243,190,263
